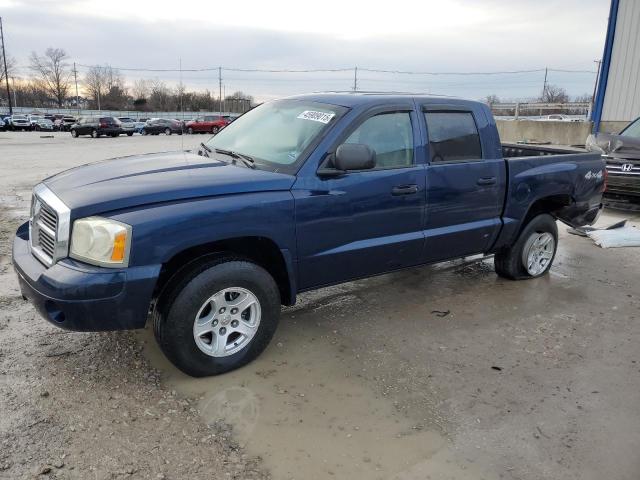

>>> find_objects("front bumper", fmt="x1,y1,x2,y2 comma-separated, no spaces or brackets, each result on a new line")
12,222,161,331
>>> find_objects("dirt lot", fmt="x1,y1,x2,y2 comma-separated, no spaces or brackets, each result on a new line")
1,131,639,480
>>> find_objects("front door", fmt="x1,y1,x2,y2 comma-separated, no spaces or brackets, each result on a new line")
294,108,426,290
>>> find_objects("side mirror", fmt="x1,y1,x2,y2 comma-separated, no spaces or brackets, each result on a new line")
334,143,376,171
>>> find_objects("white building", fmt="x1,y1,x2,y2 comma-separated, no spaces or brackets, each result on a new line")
592,0,640,133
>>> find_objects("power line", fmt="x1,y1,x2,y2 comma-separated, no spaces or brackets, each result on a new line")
72,63,596,75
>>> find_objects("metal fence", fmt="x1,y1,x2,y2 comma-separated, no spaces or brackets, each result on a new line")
0,106,240,120
490,102,592,120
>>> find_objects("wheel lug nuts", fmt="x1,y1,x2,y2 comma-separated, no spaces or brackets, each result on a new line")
212,319,218,326
219,327,226,335
230,308,238,314
231,320,239,328
218,307,226,314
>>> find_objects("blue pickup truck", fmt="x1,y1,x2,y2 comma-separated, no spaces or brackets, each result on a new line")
13,93,605,376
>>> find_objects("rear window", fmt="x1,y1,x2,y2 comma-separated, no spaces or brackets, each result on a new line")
425,112,482,162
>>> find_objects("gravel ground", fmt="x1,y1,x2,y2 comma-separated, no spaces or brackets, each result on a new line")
0,132,268,480
1,131,640,480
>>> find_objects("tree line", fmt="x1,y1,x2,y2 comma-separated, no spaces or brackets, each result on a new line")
0,48,254,112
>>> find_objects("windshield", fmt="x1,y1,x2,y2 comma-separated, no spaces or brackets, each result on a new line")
205,99,346,172
621,118,640,138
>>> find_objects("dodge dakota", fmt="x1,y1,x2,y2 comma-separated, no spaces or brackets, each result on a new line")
13,93,606,377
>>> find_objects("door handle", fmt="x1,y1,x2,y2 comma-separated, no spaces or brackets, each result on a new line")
477,177,497,186
391,184,419,196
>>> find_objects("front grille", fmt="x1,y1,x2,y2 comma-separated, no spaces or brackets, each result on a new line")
31,196,58,265
605,160,640,176
29,184,70,268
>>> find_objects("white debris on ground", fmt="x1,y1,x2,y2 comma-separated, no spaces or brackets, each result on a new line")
587,225,640,248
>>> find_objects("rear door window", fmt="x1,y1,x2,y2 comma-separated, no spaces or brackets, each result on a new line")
424,112,482,163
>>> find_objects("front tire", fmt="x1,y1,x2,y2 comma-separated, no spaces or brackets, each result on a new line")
154,258,281,377
127,132,133,136
211,126,220,134
187,127,194,135
165,128,171,135
91,129,98,138
494,213,558,280
71,129,78,138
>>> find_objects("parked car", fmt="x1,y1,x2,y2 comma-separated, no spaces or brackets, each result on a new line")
57,116,77,132
185,115,229,134
586,116,640,200
117,117,137,136
141,118,183,135
0,114,10,131
70,116,123,138
8,114,31,131
12,93,605,377
29,115,54,132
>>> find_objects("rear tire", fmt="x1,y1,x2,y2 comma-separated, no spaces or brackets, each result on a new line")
187,127,194,134
71,129,78,138
154,257,281,377
165,128,171,135
494,213,558,280
91,129,98,138
127,132,133,136
212,126,220,134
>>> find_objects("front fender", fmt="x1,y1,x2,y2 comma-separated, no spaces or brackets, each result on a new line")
109,191,296,267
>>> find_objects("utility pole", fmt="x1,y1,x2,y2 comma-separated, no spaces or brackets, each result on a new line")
73,62,79,114
218,66,222,117
0,17,12,115
542,67,548,101
591,59,602,107
353,66,358,91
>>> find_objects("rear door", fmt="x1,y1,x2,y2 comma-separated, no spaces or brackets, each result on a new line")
421,105,505,262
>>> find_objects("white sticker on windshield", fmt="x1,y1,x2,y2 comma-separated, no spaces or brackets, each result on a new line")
297,110,335,124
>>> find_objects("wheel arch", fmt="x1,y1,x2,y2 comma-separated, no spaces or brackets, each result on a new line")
153,236,296,308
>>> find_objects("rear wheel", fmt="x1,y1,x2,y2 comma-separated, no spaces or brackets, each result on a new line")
187,127,194,135
494,214,558,280
165,128,171,135
127,132,133,136
71,129,78,138
154,258,281,377
91,129,98,138
211,126,220,134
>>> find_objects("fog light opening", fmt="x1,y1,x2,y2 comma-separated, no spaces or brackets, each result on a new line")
44,300,66,324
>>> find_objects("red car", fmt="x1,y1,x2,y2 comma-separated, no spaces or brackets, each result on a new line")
185,115,230,135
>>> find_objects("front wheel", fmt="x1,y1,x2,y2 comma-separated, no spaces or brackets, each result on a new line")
91,129,99,138
154,258,281,377
494,213,558,280
127,132,133,136
165,128,171,135
142,129,148,136
211,126,220,134
187,127,194,135
71,129,78,138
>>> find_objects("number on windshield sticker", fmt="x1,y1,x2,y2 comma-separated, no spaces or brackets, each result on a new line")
297,111,335,124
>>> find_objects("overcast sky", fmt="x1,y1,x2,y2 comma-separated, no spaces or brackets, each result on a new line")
1,0,610,101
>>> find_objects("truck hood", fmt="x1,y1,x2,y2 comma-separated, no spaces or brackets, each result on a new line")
586,132,640,160
43,151,295,217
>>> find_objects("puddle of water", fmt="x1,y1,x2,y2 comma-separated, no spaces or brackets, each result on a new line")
138,313,493,480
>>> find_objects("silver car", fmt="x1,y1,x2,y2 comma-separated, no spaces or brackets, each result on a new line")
9,115,31,131
29,115,54,131
117,117,136,136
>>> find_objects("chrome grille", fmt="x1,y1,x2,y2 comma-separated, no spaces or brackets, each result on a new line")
29,184,71,267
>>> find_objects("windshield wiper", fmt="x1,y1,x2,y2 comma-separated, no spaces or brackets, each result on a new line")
199,142,212,157
215,148,256,169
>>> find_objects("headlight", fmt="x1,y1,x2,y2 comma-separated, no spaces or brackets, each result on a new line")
70,217,132,267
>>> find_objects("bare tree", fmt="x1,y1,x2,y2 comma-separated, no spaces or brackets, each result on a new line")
484,94,500,106
148,79,174,110
131,78,151,100
29,48,71,107
84,64,126,109
539,84,569,103
0,51,16,84
573,93,593,103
